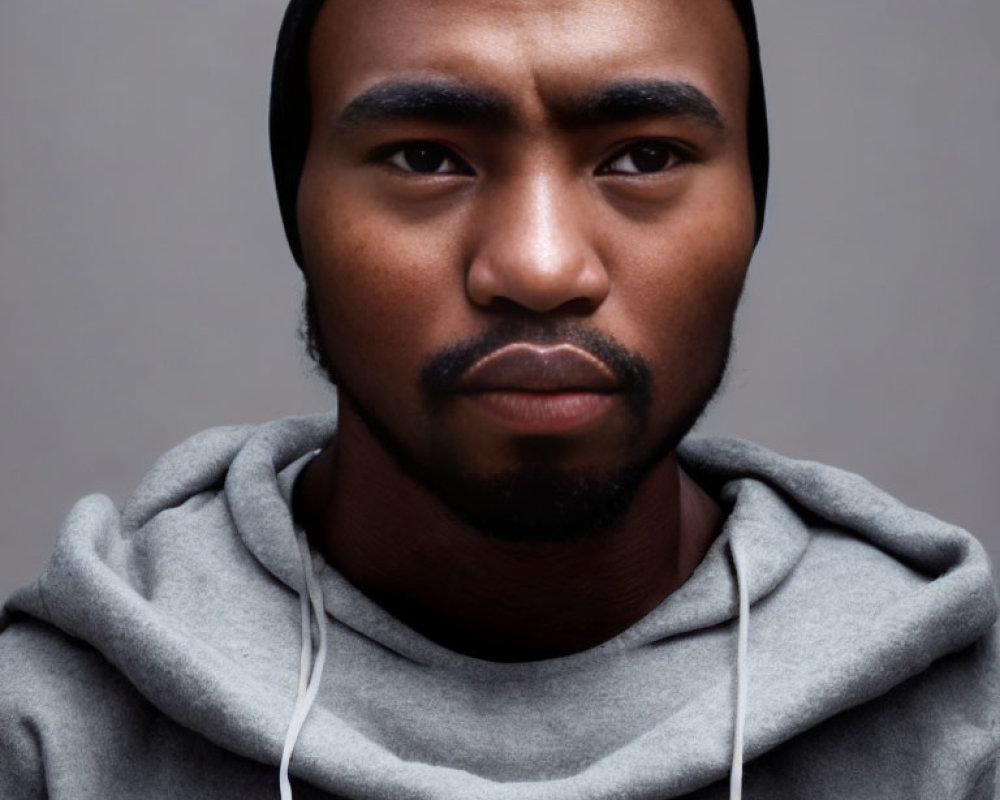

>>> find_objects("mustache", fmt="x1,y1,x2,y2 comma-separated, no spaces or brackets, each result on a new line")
420,320,652,411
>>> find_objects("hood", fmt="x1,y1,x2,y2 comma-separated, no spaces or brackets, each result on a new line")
3,413,996,798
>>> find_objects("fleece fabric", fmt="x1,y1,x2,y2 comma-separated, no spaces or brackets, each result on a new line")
0,412,998,799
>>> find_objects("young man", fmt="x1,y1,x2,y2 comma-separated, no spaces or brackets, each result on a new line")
1,1,997,798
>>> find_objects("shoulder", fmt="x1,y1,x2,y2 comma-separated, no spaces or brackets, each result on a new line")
744,622,1000,798
679,436,1000,774
0,617,150,797
0,617,282,798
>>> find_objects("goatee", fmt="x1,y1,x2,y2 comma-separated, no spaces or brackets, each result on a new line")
319,316,729,543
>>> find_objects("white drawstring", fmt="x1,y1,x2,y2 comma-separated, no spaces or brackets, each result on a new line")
276,518,748,799
279,529,329,799
729,539,750,800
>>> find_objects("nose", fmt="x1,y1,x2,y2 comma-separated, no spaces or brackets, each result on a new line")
465,173,610,313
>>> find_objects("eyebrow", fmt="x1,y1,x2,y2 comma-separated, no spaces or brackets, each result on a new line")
561,80,726,130
337,80,513,131
335,77,724,133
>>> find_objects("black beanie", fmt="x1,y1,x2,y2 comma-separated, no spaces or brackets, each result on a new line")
270,0,769,267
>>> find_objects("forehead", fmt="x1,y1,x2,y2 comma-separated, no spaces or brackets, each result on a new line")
308,0,748,124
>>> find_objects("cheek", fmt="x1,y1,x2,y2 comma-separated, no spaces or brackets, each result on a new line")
298,193,467,398
610,202,753,382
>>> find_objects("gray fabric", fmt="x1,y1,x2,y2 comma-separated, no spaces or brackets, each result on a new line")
1,412,997,799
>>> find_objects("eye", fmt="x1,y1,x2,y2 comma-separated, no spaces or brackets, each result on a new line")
384,141,472,175
598,140,684,175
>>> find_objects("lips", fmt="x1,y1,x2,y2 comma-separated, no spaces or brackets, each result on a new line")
451,343,621,434
456,343,620,393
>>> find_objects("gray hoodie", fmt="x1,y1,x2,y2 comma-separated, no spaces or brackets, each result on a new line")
1,413,997,799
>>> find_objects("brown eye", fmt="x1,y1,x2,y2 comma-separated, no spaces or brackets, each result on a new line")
600,141,679,175
387,142,471,174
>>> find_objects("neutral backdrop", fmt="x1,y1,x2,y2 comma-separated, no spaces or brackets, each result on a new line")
2,0,998,601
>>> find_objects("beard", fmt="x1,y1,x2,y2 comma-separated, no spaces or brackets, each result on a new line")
302,290,732,543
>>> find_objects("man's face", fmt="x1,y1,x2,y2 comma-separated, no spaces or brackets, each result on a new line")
297,0,755,539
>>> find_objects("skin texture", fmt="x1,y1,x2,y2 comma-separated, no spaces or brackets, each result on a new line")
294,0,755,660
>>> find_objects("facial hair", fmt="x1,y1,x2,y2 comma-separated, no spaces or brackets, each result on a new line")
305,294,732,543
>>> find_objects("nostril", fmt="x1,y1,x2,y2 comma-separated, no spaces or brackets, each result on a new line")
465,250,610,314
482,295,602,318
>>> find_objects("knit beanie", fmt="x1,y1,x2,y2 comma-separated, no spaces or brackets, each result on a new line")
270,0,769,267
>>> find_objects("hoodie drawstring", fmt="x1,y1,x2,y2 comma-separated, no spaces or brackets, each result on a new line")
279,529,328,799
730,538,750,800
277,529,749,799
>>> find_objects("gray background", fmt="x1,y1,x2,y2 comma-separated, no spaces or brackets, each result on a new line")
1,0,997,601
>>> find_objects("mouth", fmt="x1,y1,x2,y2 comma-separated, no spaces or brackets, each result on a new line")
454,343,621,435
458,343,619,391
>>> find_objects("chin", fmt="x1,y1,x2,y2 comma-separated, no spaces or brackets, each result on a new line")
346,389,693,544
425,455,672,543
331,319,734,543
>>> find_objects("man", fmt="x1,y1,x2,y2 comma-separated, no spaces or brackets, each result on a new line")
1,0,997,798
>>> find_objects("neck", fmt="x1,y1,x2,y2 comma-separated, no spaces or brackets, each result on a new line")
294,409,723,662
